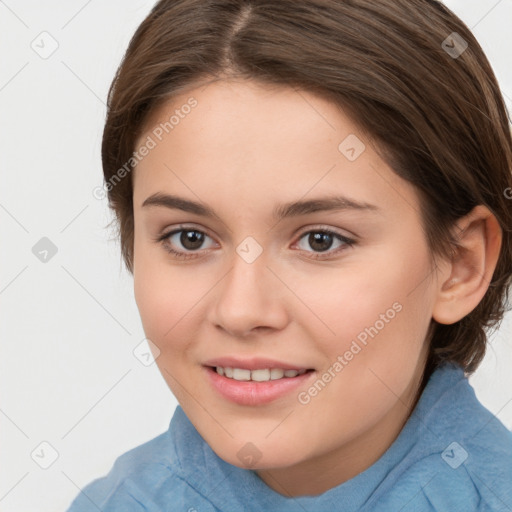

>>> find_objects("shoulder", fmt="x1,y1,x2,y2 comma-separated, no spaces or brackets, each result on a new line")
65,423,216,512
428,366,512,510
381,364,512,511
400,425,512,512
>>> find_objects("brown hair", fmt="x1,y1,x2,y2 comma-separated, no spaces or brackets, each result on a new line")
101,0,512,378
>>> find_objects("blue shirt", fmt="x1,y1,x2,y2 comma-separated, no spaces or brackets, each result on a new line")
66,362,512,511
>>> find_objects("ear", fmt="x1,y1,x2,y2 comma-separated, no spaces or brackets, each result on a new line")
432,205,502,325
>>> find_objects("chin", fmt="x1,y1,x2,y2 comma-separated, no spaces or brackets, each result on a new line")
209,437,305,471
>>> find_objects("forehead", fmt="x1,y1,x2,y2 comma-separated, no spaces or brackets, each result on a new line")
132,79,420,221
137,78,345,153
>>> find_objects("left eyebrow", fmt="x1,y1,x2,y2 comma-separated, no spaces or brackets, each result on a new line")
141,192,380,221
273,195,380,220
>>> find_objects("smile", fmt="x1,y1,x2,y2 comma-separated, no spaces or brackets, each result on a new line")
204,365,315,406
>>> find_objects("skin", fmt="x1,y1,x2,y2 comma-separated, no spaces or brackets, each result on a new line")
131,78,502,497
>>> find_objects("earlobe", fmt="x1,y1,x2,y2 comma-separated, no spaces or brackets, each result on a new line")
432,205,502,325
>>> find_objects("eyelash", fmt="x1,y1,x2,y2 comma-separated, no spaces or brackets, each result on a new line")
154,224,356,261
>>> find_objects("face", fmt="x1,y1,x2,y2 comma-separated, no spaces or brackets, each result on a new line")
132,78,438,496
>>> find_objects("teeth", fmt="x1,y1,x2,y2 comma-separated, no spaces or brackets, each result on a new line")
232,368,251,381
252,369,271,381
270,368,284,380
215,366,308,381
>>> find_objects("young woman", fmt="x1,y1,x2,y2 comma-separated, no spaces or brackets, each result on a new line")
67,0,512,510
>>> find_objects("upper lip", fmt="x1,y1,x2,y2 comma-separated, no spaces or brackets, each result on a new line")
203,356,313,371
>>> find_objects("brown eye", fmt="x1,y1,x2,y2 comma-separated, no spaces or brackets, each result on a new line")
295,228,355,259
156,227,216,259
305,232,335,252
178,230,205,250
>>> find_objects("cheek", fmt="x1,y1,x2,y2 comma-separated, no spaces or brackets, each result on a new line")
292,272,432,451
294,252,429,346
296,243,433,393
133,262,207,403
133,248,204,356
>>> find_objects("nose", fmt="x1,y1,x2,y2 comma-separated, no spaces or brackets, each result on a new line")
208,248,289,338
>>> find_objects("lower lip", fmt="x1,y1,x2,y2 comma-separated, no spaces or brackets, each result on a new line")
204,366,315,406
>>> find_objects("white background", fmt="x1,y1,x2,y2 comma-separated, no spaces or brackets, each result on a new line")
1,1,511,511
